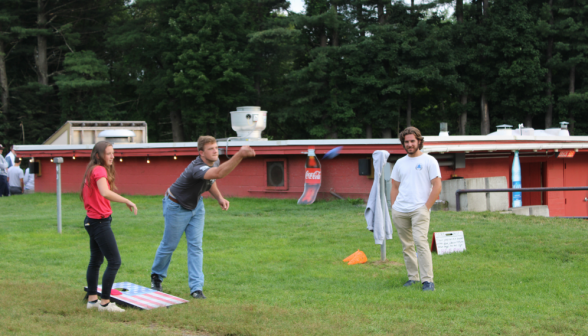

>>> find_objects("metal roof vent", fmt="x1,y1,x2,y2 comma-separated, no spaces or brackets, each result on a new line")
559,121,570,136
490,124,513,136
230,106,267,139
98,129,136,143
439,122,449,137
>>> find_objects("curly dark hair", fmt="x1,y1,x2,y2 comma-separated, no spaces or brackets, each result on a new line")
399,126,424,150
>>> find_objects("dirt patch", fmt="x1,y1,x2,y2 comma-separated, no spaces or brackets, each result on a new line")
370,260,403,267
145,322,213,336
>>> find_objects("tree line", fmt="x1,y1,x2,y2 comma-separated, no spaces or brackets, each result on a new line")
0,0,586,147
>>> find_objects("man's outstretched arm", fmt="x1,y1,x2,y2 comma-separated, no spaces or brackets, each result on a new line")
203,146,255,180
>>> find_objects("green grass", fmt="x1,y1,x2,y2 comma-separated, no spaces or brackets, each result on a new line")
1,193,588,335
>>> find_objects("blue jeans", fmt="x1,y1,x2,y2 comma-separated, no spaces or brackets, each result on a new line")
0,175,8,197
151,195,205,293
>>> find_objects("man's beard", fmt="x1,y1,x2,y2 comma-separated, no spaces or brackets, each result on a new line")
405,146,417,154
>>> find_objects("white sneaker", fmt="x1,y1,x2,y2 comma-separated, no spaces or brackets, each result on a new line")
98,302,125,312
87,301,99,309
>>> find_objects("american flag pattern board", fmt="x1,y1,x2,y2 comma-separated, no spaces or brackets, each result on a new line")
88,282,189,310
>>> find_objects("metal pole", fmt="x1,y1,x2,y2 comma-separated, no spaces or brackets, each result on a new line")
379,171,387,261
54,157,63,234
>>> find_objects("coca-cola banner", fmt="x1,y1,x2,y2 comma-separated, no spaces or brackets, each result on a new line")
298,147,321,205
305,168,321,184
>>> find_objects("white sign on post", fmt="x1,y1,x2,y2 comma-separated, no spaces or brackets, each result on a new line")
431,231,466,255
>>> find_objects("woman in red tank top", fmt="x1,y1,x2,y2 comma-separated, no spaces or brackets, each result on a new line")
81,141,138,312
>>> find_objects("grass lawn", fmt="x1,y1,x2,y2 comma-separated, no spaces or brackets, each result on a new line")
1,193,587,335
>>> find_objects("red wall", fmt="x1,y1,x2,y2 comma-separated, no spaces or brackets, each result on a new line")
217,154,376,200
33,154,377,200
35,156,194,195
440,157,511,182
35,154,514,200
563,153,588,217
521,162,543,206
539,153,588,217
31,152,588,216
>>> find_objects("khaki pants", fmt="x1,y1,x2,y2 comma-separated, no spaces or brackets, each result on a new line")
392,206,433,283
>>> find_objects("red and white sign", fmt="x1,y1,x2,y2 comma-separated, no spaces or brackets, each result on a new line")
305,168,321,184
87,282,188,310
558,150,575,158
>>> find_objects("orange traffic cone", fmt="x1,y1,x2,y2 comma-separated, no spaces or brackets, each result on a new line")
343,250,361,262
343,250,367,265
347,250,367,265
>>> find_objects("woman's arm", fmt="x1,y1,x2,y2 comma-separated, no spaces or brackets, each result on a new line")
96,178,138,215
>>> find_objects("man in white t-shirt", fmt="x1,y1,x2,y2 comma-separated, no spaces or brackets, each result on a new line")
7,157,24,195
390,126,442,291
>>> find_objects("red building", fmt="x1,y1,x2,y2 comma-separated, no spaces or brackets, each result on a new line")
15,135,588,217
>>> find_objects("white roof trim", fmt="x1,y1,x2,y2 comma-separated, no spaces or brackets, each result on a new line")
423,143,588,153
14,136,588,152
427,135,588,141
15,139,402,151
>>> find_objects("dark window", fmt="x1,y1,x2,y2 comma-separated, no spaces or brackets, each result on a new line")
267,161,285,187
265,159,288,190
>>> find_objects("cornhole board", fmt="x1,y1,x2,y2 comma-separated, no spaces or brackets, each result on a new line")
84,282,188,310
431,231,466,255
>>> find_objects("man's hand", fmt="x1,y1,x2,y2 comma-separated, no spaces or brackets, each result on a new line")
238,146,256,158
218,198,230,211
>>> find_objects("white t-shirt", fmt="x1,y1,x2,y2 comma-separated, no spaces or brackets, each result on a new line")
391,153,441,213
7,166,24,188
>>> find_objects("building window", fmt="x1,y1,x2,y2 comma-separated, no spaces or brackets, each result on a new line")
265,159,288,190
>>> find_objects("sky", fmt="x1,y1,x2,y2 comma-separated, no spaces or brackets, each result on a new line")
288,1,454,15
289,0,305,13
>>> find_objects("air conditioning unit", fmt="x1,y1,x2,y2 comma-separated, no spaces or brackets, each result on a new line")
230,106,267,139
98,129,136,143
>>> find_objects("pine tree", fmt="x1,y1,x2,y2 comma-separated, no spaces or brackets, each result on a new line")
554,0,588,134
488,0,548,129
284,0,361,139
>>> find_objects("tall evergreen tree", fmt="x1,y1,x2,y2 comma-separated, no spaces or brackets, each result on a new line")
489,0,547,129
554,0,588,134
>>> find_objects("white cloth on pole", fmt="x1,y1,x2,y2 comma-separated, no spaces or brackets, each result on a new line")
365,150,393,245
24,168,35,190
